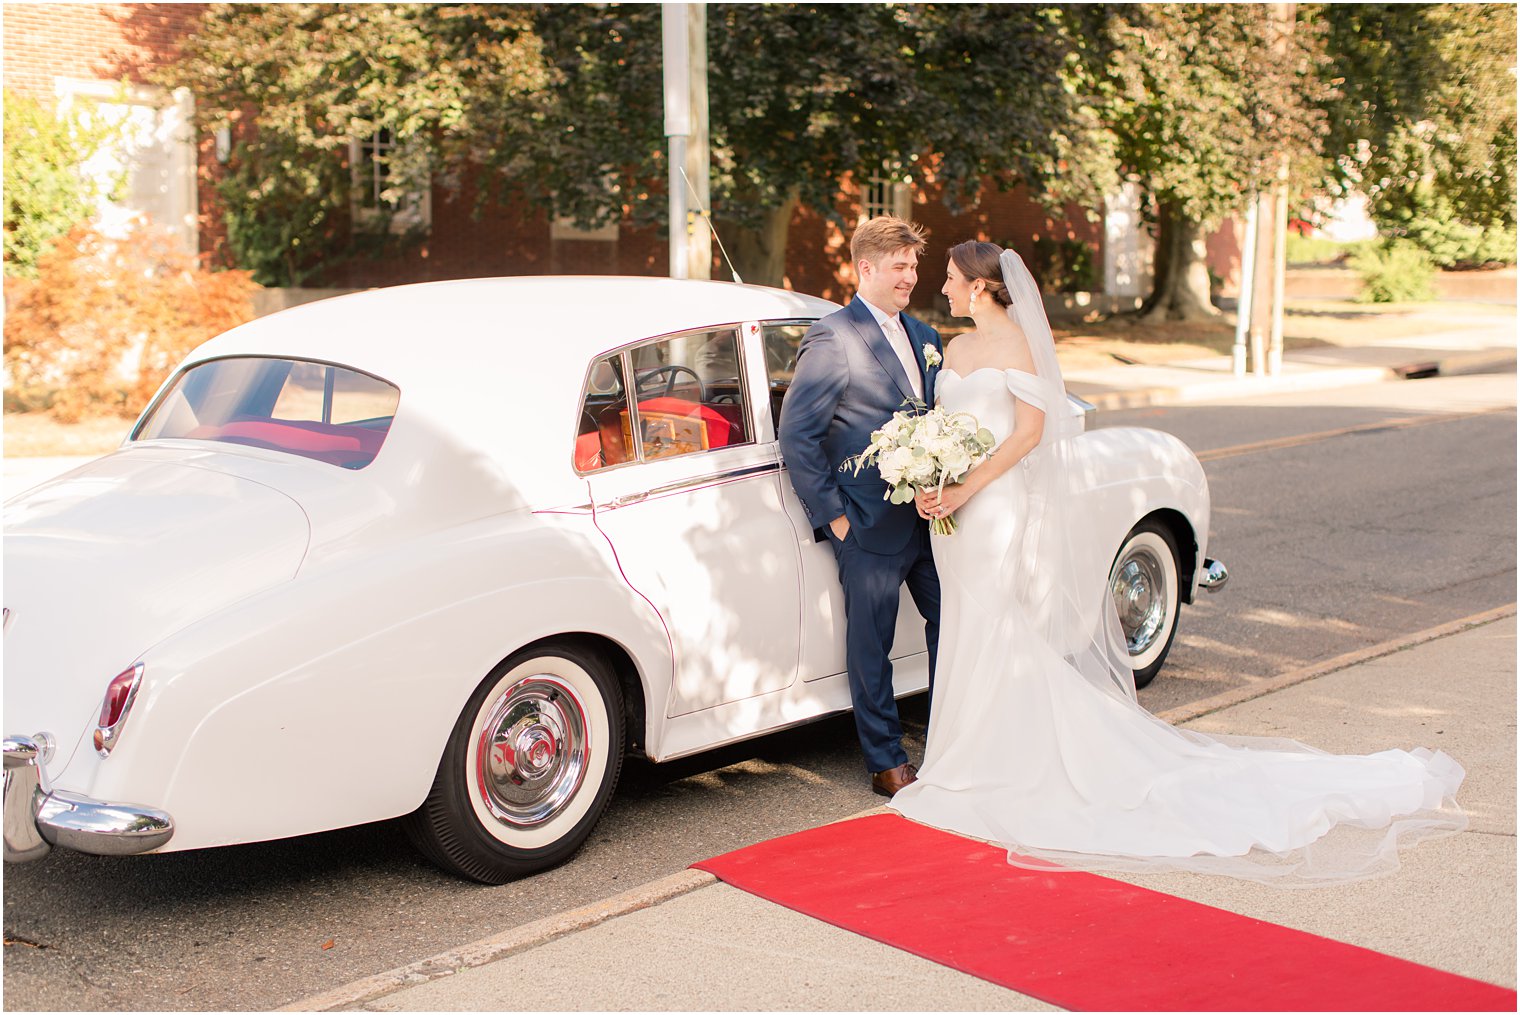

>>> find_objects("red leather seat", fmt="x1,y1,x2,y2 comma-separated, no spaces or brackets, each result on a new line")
636,397,737,448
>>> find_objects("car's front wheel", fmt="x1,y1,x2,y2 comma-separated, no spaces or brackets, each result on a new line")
1109,520,1182,690
405,644,624,884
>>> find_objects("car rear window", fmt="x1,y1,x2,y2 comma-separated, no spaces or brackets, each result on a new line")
133,357,400,469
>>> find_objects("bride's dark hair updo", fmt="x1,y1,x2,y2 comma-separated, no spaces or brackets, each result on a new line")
947,241,1013,308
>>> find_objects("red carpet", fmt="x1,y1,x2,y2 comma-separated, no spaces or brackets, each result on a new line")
692,813,1515,1012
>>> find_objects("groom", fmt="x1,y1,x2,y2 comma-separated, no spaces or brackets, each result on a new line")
779,215,942,797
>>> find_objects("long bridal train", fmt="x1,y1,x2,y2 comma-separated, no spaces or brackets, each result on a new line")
889,252,1466,886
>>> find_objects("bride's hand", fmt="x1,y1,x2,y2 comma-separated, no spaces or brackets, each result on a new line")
923,483,973,520
914,489,937,520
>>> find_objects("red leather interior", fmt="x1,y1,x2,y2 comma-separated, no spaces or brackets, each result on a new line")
188,418,385,464
636,397,738,447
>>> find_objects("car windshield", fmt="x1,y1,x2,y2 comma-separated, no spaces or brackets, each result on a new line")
133,357,400,469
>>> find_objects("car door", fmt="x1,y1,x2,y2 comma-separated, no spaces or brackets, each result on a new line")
760,321,931,686
578,325,803,719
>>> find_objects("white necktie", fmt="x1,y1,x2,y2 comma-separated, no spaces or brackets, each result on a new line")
882,316,923,400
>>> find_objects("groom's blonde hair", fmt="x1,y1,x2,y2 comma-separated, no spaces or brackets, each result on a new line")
851,215,928,268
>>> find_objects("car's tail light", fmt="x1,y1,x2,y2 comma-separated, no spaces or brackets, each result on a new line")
93,663,143,757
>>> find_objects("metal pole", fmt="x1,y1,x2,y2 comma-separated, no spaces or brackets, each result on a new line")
1266,3,1295,376
684,4,711,280
662,4,692,280
1232,199,1258,378
1268,165,1289,376
1249,186,1276,377
668,137,688,279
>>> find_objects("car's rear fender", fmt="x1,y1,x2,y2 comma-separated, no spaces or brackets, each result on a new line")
46,511,672,853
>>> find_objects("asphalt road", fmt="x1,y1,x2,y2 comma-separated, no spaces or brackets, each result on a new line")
4,368,1515,1011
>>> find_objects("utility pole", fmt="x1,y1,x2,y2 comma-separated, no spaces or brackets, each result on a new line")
1267,3,1294,374
662,3,710,280
1248,187,1274,377
1232,198,1258,377
1249,2,1296,376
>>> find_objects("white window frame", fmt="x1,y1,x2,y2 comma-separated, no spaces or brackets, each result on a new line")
54,77,198,255
349,129,432,235
860,165,913,223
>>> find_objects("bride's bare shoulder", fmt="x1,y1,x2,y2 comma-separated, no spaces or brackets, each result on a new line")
986,321,1037,375
943,330,980,371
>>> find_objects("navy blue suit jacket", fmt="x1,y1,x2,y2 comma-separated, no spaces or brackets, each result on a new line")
779,296,941,555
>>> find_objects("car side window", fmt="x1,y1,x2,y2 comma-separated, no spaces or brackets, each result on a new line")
575,328,754,473
575,354,631,472
761,322,810,430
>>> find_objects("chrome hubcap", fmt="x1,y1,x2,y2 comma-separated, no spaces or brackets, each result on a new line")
1112,546,1168,656
475,675,588,827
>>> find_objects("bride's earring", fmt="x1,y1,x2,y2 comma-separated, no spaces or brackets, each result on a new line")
969,289,978,314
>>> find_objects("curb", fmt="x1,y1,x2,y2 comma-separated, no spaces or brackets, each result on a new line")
278,868,717,1012
1078,365,1394,412
282,805,888,1012
1158,603,1517,726
1075,349,1516,414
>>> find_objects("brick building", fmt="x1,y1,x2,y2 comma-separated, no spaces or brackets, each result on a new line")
3,3,1239,310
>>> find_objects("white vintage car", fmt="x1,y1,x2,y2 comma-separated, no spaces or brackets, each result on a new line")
3,277,1226,883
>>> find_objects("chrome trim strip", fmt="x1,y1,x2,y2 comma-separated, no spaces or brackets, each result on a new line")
596,461,782,509
94,662,144,757
1068,393,1098,429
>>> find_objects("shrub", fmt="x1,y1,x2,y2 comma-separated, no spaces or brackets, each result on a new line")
4,224,259,421
3,90,125,278
1031,237,1099,293
1284,232,1352,266
1350,240,1437,304
1375,180,1518,269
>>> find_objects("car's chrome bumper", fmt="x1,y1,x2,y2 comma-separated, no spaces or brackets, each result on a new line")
1199,557,1229,592
4,734,173,863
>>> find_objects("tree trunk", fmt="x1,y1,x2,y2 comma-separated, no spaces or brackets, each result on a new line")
1140,200,1220,321
722,190,799,289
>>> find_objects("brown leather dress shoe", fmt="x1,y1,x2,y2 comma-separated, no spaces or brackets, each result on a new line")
871,762,919,798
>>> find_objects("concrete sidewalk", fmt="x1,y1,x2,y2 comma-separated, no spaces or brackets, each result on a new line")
1061,319,1518,411
288,611,1516,1012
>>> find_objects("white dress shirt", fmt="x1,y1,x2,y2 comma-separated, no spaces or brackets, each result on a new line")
861,299,923,400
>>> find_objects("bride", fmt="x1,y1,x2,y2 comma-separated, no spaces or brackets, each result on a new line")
888,241,1467,884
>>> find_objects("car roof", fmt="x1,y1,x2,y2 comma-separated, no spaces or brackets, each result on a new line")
175,276,841,510
187,276,840,384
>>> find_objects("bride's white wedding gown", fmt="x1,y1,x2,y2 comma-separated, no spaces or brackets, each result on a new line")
889,367,1467,884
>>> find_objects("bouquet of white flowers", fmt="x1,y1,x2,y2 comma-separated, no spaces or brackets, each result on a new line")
843,403,996,535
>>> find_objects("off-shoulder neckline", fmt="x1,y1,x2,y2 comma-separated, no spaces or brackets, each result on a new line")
940,366,1040,382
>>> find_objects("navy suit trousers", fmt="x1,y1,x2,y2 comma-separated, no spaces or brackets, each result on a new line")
827,522,941,773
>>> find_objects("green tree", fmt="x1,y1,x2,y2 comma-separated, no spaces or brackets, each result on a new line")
166,3,548,286
1101,5,1332,320
176,3,1113,289
495,4,1114,287
3,90,124,278
1317,3,1517,267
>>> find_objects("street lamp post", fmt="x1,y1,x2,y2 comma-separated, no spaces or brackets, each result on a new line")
662,4,710,281
662,4,691,280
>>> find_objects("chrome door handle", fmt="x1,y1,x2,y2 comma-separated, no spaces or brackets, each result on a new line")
610,491,649,508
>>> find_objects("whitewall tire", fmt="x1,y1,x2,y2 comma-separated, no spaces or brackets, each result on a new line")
1109,521,1182,689
405,644,624,883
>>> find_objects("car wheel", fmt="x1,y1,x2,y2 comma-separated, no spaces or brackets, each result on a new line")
1109,520,1181,690
405,644,624,884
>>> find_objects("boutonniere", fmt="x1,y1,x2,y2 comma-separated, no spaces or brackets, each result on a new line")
922,344,942,368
